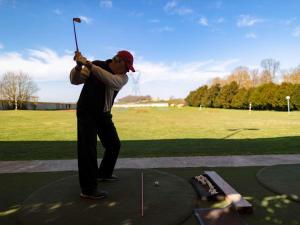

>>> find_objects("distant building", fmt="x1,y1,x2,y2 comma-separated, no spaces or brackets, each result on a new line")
0,100,76,110
114,102,168,108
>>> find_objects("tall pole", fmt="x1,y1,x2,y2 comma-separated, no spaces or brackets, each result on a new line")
286,96,290,114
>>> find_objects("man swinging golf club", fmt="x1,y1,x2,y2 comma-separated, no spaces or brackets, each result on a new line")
70,18,135,199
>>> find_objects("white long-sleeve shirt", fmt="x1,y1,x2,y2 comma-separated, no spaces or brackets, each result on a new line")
70,63,128,112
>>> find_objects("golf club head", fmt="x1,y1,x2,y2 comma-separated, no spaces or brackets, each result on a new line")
73,17,81,23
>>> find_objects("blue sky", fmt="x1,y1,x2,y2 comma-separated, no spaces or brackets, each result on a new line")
1,0,300,102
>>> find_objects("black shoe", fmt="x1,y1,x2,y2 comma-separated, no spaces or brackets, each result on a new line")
97,174,119,182
80,190,108,200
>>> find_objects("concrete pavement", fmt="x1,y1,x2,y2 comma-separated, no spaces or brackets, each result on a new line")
0,154,300,173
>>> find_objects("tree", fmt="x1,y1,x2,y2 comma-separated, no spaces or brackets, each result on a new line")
282,67,300,84
260,58,280,82
202,84,221,107
185,85,208,107
249,83,278,110
0,71,39,110
250,69,260,87
0,80,3,100
185,90,197,106
210,77,225,86
291,84,300,110
214,81,239,108
273,82,295,111
231,88,250,109
193,85,208,107
227,67,252,89
259,70,273,84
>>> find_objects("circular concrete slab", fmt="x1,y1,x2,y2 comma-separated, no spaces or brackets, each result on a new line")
17,169,197,225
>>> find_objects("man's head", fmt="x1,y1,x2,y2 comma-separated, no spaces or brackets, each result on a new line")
110,50,135,74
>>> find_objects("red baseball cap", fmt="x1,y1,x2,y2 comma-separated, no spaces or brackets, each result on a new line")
117,50,135,72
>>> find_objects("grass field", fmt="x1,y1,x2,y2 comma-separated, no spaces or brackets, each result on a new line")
1,167,300,225
1,107,300,160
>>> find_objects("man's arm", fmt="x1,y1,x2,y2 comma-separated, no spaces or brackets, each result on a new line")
69,66,90,85
89,64,128,90
74,53,128,90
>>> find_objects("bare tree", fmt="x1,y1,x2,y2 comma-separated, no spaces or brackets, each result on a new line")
0,80,3,100
210,76,225,86
282,67,300,84
250,69,260,87
259,70,273,84
260,58,280,81
0,71,39,110
227,66,252,89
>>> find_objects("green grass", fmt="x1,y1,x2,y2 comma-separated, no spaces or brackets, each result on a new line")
0,167,299,225
1,108,300,160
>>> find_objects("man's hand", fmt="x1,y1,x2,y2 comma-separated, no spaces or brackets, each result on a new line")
73,51,81,61
73,51,83,68
74,52,89,66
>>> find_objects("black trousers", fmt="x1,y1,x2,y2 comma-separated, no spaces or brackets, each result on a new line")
76,110,121,194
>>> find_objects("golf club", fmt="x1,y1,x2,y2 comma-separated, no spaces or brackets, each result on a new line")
72,17,81,52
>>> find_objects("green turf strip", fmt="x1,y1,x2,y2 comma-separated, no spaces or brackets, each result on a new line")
256,164,300,203
1,108,300,160
1,167,300,225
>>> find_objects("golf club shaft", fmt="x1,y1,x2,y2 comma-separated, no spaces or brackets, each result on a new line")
73,21,79,52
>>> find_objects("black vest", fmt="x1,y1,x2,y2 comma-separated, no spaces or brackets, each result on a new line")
76,60,119,115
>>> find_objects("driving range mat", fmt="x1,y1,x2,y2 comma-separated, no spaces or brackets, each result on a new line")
17,169,197,225
256,164,300,203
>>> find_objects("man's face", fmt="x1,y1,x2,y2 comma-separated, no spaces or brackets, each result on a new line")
114,56,129,74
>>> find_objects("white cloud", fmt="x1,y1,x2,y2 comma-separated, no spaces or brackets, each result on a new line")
0,48,238,83
134,58,238,84
100,0,112,8
0,48,74,82
245,32,257,39
53,9,62,15
237,15,263,27
120,58,239,99
79,16,92,24
0,43,3,49
198,17,208,26
164,0,193,16
293,27,300,37
0,48,239,101
150,26,174,32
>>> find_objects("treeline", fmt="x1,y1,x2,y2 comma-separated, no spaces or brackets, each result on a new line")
186,82,300,111
186,58,300,111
